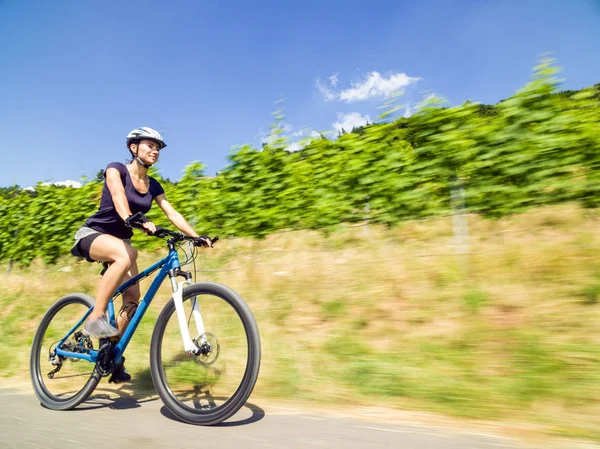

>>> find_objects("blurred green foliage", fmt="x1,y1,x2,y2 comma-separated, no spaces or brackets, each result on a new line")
1,59,599,265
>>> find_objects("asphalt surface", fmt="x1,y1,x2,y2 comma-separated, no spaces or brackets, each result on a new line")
0,388,593,449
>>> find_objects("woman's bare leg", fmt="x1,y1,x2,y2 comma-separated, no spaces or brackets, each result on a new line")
88,234,138,321
116,261,141,334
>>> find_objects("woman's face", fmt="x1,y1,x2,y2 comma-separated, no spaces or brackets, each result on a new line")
135,139,161,165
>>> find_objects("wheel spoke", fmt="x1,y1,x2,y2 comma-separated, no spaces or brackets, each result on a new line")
30,294,100,410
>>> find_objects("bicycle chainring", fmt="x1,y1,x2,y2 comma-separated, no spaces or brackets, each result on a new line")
95,339,116,377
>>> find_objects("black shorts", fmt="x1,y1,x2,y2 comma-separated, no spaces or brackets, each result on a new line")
70,233,102,263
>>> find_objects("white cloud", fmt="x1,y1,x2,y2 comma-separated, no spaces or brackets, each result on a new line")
403,105,413,118
340,72,420,102
54,180,82,188
23,180,82,191
315,77,336,102
284,142,305,153
316,71,420,103
333,112,371,134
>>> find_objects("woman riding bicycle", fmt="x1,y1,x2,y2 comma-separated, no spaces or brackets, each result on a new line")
71,126,210,382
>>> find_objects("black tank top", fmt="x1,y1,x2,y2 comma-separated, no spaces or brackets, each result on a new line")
84,162,164,239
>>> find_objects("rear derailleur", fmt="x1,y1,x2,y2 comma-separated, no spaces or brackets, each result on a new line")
47,331,94,379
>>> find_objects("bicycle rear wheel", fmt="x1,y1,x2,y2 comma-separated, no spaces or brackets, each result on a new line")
150,282,261,425
30,293,101,410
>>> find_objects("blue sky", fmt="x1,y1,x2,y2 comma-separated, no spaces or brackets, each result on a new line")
1,0,599,188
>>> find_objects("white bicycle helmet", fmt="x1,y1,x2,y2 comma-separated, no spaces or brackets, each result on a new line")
126,127,167,150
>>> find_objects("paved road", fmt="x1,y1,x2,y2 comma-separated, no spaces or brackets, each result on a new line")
0,388,591,449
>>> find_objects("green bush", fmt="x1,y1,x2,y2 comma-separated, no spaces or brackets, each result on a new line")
1,59,599,266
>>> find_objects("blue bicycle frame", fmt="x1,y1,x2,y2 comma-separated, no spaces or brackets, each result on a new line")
54,246,182,365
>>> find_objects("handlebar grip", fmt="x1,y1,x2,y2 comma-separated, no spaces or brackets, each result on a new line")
146,226,163,237
125,211,148,229
149,226,180,238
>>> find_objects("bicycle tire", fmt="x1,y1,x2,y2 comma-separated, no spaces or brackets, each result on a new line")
150,282,261,425
30,293,101,410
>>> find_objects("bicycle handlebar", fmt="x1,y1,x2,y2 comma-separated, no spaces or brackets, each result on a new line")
125,212,218,247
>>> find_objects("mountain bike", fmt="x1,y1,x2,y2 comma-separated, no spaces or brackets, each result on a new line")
29,214,261,425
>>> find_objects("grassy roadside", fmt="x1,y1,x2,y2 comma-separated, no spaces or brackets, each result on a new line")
2,204,600,442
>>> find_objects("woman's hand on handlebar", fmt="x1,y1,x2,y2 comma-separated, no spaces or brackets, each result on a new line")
125,212,218,246
125,212,156,234
142,221,157,234
193,236,213,247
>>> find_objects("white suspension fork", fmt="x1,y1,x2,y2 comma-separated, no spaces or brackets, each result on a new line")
172,280,207,353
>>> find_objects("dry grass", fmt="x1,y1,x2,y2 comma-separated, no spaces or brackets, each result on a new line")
2,204,600,441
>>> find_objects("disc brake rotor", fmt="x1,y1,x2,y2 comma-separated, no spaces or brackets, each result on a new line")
193,332,220,366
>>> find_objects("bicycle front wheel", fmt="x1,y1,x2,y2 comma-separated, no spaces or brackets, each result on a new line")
150,282,261,425
30,293,101,410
